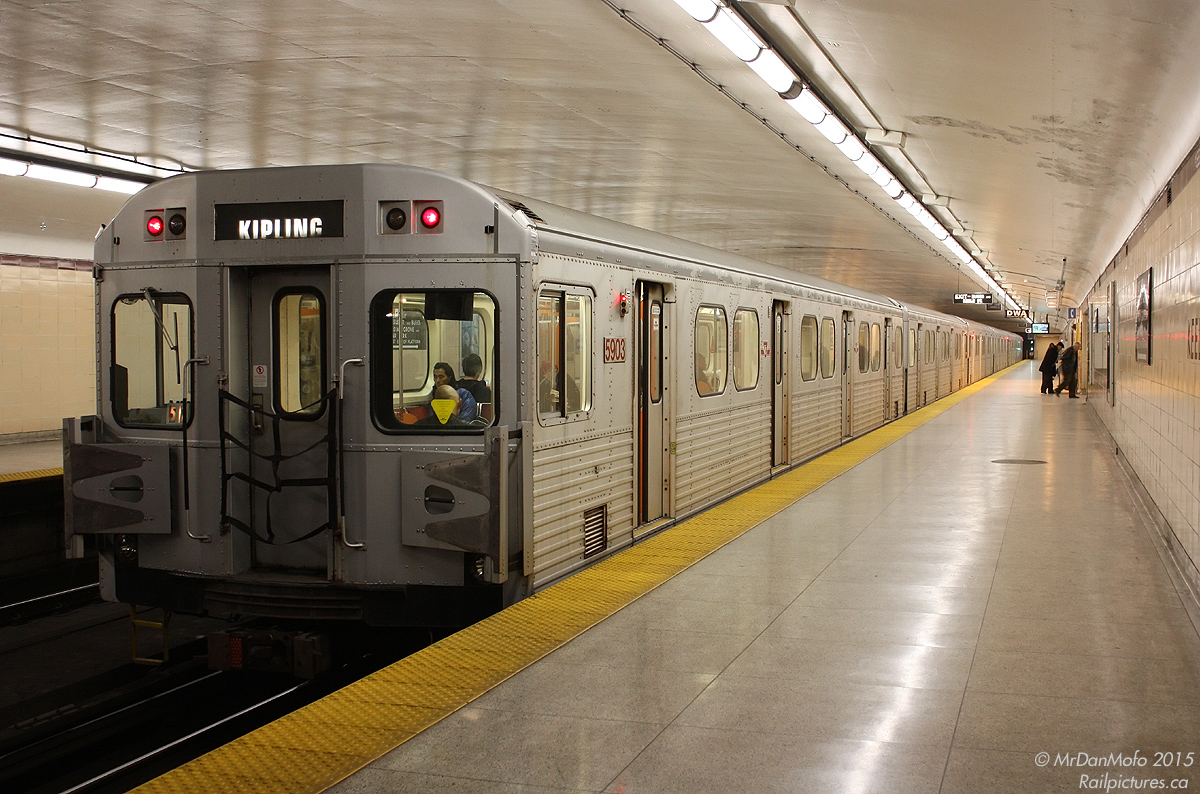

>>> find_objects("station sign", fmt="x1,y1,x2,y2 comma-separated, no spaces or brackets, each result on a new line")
954,293,992,304
1006,309,1030,318
215,200,345,240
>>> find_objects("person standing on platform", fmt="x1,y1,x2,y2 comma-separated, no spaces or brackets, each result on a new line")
1055,341,1081,398
1038,342,1059,393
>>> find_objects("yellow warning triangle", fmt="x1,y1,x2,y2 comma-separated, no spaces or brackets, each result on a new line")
431,399,456,424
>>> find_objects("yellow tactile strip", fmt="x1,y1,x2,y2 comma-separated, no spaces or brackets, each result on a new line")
0,466,63,483
134,363,1021,794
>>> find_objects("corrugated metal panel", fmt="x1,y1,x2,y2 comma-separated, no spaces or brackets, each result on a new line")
790,386,841,462
531,433,634,586
675,402,771,515
852,376,886,435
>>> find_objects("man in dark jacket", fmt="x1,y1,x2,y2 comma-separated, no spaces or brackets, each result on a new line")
1055,342,1081,397
1038,343,1059,393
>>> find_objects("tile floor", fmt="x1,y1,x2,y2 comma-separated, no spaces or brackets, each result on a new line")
329,365,1200,793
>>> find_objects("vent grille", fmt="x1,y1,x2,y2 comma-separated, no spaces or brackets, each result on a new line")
505,199,546,224
583,504,608,559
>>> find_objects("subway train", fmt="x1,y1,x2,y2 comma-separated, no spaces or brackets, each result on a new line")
63,163,1019,643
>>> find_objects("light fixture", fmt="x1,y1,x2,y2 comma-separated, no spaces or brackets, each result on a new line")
96,176,147,194
0,156,28,176
26,163,97,187
665,0,1024,311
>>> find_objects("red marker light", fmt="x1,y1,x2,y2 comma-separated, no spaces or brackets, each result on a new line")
420,207,441,228
146,215,164,236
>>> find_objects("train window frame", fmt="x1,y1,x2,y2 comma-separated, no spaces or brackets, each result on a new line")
870,323,881,372
858,322,870,373
110,291,195,429
537,283,593,425
732,308,760,392
273,288,328,421
820,316,835,378
695,304,728,397
800,315,818,381
368,288,499,434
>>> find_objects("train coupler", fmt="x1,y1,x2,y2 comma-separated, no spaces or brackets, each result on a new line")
207,627,332,679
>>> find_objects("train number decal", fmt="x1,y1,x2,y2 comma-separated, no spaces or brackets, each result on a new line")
604,337,626,363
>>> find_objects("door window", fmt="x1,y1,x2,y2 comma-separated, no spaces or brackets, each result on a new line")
858,322,870,373
870,323,881,371
275,290,325,417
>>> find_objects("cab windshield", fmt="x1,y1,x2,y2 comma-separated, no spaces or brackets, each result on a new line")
371,290,496,432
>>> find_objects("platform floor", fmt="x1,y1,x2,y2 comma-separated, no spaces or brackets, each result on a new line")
140,363,1200,794
330,364,1200,793
0,439,62,480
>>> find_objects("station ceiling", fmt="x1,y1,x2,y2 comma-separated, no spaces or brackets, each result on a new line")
4,0,1199,333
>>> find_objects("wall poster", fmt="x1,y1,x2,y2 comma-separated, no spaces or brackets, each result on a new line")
1135,267,1152,365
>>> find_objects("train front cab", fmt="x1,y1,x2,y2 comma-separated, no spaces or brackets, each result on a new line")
65,166,529,632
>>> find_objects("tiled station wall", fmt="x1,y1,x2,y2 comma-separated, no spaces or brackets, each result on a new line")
1085,147,1200,589
0,255,95,437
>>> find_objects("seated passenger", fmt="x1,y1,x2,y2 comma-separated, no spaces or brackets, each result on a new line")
696,354,713,395
415,384,467,427
432,361,477,421
458,353,492,406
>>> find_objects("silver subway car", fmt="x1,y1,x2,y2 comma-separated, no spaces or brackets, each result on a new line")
65,164,1019,628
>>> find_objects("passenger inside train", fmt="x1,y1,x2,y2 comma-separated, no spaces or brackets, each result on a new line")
415,384,467,426
458,353,492,419
432,362,478,421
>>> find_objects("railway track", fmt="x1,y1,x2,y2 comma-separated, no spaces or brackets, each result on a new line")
0,621,437,794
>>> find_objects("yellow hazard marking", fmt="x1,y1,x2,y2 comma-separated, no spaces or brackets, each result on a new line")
0,467,63,483
133,363,1023,794
430,398,456,424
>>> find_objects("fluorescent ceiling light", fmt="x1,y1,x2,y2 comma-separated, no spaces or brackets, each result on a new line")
786,88,827,124
853,151,881,177
672,0,718,22
814,114,848,144
835,135,866,162
96,176,146,194
0,156,28,176
26,163,97,187
747,49,795,93
705,8,762,61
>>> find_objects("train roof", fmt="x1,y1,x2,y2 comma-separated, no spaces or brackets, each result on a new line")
99,163,1014,337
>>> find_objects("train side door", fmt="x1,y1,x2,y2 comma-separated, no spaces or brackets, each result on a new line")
241,266,334,576
883,317,892,420
636,281,669,531
841,310,853,438
771,300,789,468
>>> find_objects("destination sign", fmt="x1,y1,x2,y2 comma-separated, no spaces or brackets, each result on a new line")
214,200,344,241
954,293,993,304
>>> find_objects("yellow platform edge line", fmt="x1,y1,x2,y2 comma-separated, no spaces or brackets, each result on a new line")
0,466,64,483
133,362,1022,794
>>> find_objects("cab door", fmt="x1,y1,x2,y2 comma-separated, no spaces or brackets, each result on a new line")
242,266,334,575
771,301,789,468
635,281,669,531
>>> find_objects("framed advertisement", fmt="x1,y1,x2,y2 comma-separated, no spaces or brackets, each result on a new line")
1135,268,1152,365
